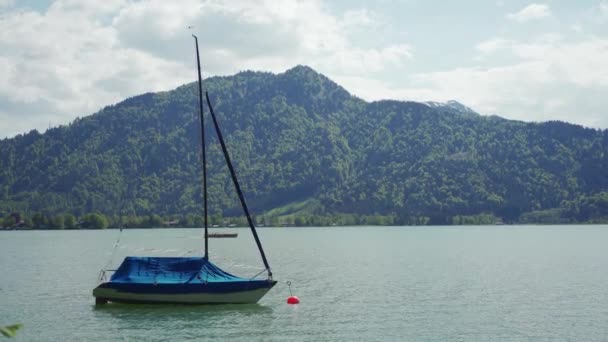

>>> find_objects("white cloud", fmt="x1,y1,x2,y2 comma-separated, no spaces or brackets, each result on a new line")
0,0,193,138
474,35,608,87
506,3,551,22
391,36,608,128
113,0,200,41
601,1,608,16
316,44,412,74
342,8,374,27
111,0,402,75
0,0,413,138
334,31,608,129
570,24,583,33
0,0,606,138
476,38,512,54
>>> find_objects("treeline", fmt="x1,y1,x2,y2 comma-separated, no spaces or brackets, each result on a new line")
1,212,105,229
519,192,608,224
0,212,404,229
3,191,605,230
0,212,213,230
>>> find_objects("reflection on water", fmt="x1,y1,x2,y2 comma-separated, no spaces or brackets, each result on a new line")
92,303,274,340
92,302,273,318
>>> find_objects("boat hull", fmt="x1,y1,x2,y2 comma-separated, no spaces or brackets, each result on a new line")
93,280,277,304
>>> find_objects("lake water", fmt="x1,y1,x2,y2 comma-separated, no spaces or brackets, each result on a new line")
1,226,608,341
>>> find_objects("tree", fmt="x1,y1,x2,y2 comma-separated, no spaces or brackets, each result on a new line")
82,213,108,229
294,216,307,227
50,215,65,229
148,214,163,227
179,214,196,228
31,213,46,229
64,214,76,229
2,215,15,228
210,212,223,226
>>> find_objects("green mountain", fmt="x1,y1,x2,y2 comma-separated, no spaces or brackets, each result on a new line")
1,66,607,224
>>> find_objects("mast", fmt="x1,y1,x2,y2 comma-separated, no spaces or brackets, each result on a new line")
205,92,273,279
193,34,209,259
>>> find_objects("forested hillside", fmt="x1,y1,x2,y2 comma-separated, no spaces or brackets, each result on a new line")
1,66,607,225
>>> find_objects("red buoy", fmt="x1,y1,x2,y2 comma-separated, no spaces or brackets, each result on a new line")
287,296,300,304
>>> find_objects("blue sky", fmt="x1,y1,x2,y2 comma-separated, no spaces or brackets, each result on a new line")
0,0,607,138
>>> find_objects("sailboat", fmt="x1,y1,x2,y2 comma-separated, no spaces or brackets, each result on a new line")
92,35,277,304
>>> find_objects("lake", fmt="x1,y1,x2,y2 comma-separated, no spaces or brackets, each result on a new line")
1,226,607,341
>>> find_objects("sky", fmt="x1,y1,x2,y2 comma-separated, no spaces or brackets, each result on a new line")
0,0,607,138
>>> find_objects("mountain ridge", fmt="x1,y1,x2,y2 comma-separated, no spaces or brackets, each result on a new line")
0,65,606,224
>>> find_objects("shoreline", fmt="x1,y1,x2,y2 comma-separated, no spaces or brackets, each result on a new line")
2,222,607,231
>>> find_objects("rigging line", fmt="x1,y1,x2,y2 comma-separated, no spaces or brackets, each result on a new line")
104,228,123,270
205,91,273,279
192,34,209,259
249,268,268,280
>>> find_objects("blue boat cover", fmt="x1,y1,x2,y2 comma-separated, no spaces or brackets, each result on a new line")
110,256,249,284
